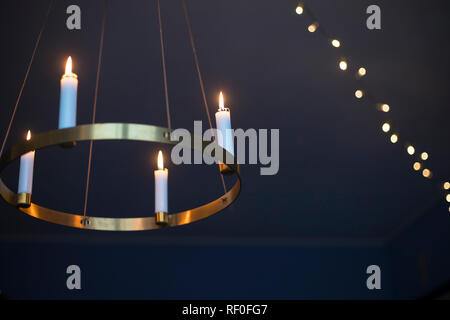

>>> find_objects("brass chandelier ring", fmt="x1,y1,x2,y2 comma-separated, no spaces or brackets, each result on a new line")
0,123,241,231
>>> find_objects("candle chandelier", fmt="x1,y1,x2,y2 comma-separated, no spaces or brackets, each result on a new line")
0,0,241,230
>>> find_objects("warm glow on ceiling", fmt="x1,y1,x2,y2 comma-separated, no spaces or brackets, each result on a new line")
358,67,366,76
355,90,363,99
308,23,318,32
331,39,340,47
390,134,398,143
339,60,347,71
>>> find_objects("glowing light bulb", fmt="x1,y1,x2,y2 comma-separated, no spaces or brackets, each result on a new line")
65,56,73,75
413,162,421,171
157,150,164,170
444,182,450,190
382,123,390,133
446,194,450,203
421,152,428,160
422,169,431,178
407,145,415,155
339,60,347,71
390,134,398,143
26,130,31,141
295,5,303,15
358,67,366,76
308,23,318,32
331,39,340,48
381,104,390,112
355,90,363,99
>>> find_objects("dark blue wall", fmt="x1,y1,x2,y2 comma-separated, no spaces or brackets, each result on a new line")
0,238,392,299
388,201,450,299
3,203,450,299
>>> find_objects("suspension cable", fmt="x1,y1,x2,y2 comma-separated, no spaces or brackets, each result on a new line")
181,0,227,193
157,0,172,130
0,0,54,158
83,0,109,220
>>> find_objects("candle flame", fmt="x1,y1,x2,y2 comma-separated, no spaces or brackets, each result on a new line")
26,130,31,141
157,150,164,170
65,56,73,75
219,91,224,110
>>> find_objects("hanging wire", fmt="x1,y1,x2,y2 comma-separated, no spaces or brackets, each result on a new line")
82,0,109,221
296,1,449,205
300,2,425,155
181,0,214,131
157,0,172,130
0,0,54,158
181,0,227,193
303,5,329,39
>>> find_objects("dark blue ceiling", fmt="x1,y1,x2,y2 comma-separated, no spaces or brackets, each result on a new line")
0,0,449,242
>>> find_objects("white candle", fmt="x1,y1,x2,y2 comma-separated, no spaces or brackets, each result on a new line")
215,91,234,157
18,130,35,195
154,150,168,213
58,56,78,129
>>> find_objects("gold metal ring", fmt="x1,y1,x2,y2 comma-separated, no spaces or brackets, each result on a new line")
0,123,241,231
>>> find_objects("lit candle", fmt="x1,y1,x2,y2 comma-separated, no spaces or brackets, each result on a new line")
58,56,78,129
17,130,35,207
154,150,168,225
215,91,234,173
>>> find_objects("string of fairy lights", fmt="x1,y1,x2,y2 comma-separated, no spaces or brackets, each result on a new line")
294,1,450,212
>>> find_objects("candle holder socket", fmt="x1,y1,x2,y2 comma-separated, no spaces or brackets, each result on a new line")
60,141,77,148
16,192,31,208
155,211,168,225
219,163,234,175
